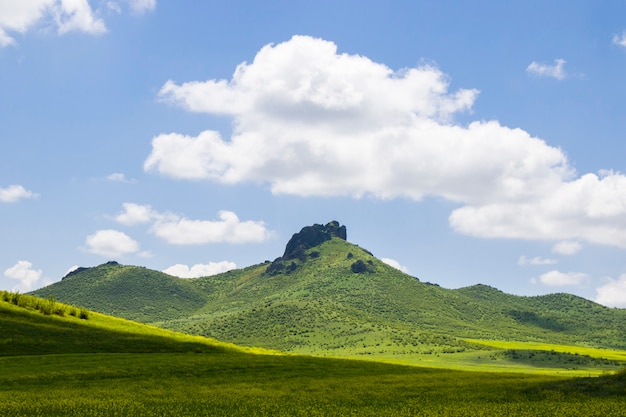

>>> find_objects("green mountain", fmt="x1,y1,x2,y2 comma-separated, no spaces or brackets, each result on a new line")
31,221,626,363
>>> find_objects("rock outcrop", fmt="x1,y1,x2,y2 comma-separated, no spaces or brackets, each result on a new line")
283,221,347,260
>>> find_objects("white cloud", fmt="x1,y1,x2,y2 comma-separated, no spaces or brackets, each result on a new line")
526,59,567,80
65,265,80,275
107,172,134,183
595,274,626,308
113,203,272,245
552,240,582,255
450,171,626,248
0,0,153,47
613,32,626,48
534,270,589,286
84,229,139,258
147,36,626,249
152,210,272,245
127,0,155,14
115,202,157,225
106,1,121,13
0,0,105,45
0,184,37,203
4,260,42,291
518,255,557,266
0,0,50,46
381,258,409,273
54,0,106,35
163,261,236,278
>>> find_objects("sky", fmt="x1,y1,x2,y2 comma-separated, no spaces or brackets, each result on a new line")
2,1,626,308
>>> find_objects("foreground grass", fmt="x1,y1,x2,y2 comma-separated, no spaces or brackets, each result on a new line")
2,293,626,416
1,352,625,417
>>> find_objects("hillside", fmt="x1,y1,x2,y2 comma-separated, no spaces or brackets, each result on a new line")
0,291,250,356
40,261,208,322
31,221,626,365
4,292,626,416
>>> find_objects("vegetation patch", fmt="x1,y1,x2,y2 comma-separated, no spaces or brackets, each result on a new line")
1,291,89,320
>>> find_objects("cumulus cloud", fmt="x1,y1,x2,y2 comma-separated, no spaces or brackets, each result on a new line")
381,258,410,273
146,35,626,249
115,202,157,225
114,203,272,245
526,59,567,80
0,0,105,46
552,240,582,255
518,256,557,266
84,229,139,257
152,210,272,245
533,270,589,286
613,32,626,48
450,171,626,248
0,0,154,47
163,261,237,278
4,260,42,291
54,0,106,35
595,274,626,308
0,184,37,203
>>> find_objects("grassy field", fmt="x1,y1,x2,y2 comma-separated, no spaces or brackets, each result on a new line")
2,353,626,416
3,292,626,416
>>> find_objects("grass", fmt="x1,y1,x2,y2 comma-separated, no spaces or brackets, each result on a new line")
2,293,626,416
0,291,270,356
1,353,626,416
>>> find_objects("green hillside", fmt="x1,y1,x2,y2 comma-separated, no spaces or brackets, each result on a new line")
2,292,626,416
38,261,207,322
0,290,250,356
31,222,626,370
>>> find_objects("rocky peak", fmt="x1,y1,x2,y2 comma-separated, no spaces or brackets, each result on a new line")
282,221,347,260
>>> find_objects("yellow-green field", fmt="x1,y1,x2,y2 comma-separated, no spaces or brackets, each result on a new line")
2,292,626,416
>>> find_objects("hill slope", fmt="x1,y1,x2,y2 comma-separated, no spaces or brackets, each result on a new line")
31,222,626,361
0,291,250,356
5,291,626,416
35,261,207,323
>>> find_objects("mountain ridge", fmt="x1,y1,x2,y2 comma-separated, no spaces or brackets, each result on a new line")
31,221,626,361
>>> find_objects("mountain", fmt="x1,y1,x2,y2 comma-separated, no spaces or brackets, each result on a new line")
38,261,208,323
31,221,626,361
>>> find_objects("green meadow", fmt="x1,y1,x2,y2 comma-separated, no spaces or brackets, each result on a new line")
2,292,626,416
4,352,626,417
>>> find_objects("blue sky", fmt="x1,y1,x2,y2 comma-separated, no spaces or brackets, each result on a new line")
2,1,626,307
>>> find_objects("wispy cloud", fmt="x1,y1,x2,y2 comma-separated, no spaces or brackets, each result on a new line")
107,173,135,183
526,59,567,80
127,0,156,15
613,32,626,48
518,255,557,266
